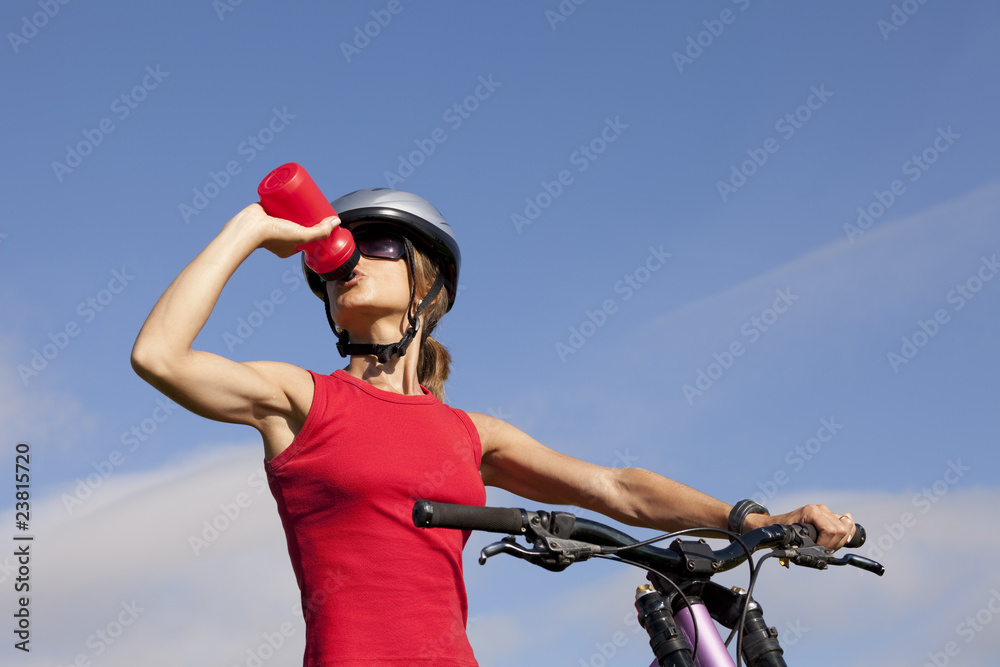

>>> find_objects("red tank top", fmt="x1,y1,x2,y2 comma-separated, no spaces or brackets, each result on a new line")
265,370,485,666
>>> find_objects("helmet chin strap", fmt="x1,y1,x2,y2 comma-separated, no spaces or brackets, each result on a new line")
327,238,445,364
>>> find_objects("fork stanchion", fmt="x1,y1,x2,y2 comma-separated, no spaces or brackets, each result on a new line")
635,585,696,667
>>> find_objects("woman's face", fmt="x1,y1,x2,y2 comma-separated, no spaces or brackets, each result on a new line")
325,225,412,332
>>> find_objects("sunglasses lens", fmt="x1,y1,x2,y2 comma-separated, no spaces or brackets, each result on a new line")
356,233,404,260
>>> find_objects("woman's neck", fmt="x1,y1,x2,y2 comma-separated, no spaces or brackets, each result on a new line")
344,343,423,395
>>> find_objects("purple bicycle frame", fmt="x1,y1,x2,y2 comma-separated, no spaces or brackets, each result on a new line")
646,600,735,667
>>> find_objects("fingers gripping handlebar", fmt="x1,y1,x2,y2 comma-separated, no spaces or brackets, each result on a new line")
792,522,867,550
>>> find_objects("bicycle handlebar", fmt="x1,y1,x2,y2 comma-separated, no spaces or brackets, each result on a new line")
797,521,867,549
414,500,884,667
414,500,528,534
413,500,865,546
413,500,883,577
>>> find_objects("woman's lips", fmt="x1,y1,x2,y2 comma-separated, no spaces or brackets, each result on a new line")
336,270,364,288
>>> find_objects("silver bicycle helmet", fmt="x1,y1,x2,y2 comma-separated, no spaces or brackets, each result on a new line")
303,188,460,311
304,188,461,362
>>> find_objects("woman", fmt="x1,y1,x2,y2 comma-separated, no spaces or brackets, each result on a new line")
131,187,856,666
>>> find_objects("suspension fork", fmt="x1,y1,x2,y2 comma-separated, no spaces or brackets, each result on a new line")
635,584,697,667
639,580,788,667
698,583,786,667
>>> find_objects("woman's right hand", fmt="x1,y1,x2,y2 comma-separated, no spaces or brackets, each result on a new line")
132,201,326,461
227,203,337,259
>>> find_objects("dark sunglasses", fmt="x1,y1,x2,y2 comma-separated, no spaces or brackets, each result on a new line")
353,229,406,260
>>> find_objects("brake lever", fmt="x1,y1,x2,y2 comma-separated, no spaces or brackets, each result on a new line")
478,535,602,571
827,553,885,576
773,545,886,576
479,537,535,565
774,545,832,570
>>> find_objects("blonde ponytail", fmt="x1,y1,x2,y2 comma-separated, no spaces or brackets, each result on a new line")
418,334,451,403
412,248,452,402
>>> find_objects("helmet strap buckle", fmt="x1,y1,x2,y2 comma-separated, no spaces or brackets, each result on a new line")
330,240,446,364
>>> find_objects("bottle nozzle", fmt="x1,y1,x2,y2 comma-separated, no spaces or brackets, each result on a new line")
316,246,360,282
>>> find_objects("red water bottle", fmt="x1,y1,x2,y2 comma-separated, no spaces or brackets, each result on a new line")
257,163,359,281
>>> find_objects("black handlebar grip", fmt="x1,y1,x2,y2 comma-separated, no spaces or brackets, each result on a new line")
795,522,866,548
413,500,527,534
847,524,866,548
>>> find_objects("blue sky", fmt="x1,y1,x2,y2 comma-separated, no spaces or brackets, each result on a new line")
2,1,999,665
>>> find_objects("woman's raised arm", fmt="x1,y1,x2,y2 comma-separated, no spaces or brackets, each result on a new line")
130,204,334,456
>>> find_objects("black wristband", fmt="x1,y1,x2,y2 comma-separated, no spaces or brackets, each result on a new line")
728,499,769,535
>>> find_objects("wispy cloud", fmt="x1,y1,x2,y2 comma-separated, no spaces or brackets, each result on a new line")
639,178,1000,356
0,334,99,457
2,442,305,667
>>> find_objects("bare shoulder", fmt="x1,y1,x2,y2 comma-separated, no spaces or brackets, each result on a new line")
465,412,543,460
465,411,497,432
243,359,313,384
466,412,513,453
465,411,609,505
242,360,316,419
242,361,318,462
